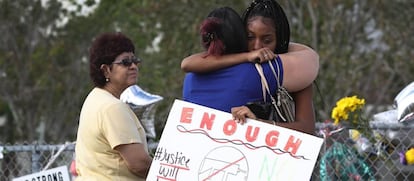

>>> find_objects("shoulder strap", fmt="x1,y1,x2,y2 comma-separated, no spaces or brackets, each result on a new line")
257,64,267,102
254,63,288,122
268,55,283,88
255,63,273,102
268,56,293,104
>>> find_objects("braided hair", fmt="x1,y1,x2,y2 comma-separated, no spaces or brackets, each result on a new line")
243,0,290,54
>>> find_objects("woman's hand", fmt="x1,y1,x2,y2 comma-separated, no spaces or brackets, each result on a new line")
231,106,276,125
231,106,257,125
246,48,276,64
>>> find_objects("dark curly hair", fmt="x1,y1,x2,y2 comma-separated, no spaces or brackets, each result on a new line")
89,32,135,87
243,0,290,54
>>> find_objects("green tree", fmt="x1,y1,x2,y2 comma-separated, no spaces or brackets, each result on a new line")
0,0,99,142
282,0,414,120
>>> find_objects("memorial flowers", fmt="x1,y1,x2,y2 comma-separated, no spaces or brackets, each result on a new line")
331,95,371,136
331,95,377,150
332,95,366,127
319,95,376,180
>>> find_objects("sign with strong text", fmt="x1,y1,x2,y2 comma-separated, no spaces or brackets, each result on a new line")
12,166,70,181
146,99,323,181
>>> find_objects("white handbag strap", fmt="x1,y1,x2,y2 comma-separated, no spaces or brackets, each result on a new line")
254,62,287,122
268,56,293,102
255,63,272,102
268,57,281,88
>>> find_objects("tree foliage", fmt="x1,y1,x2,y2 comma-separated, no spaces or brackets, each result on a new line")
281,0,414,118
0,0,87,142
0,0,412,143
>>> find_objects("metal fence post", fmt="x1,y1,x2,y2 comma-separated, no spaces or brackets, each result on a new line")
31,145,41,173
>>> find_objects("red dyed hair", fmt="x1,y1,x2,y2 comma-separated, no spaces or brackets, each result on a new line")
200,17,225,56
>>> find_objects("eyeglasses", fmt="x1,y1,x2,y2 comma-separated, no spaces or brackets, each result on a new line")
112,57,142,67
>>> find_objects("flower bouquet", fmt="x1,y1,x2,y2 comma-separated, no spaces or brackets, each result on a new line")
319,95,376,181
332,95,378,152
331,96,371,135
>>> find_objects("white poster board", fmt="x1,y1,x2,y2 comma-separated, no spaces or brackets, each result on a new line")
12,165,70,181
147,100,323,181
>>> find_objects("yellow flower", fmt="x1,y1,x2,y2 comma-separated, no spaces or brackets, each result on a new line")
406,148,414,165
331,96,365,125
349,129,361,141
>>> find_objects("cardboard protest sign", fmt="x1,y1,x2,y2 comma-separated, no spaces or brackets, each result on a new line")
12,165,70,181
147,100,323,181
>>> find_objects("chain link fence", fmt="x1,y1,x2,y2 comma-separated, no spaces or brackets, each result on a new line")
1,124,414,180
312,121,414,181
0,142,75,181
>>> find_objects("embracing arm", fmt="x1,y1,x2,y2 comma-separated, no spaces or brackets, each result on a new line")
281,43,319,92
182,43,319,91
115,143,153,178
181,52,250,73
181,48,274,73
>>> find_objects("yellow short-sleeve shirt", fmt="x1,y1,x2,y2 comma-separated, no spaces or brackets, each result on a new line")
75,88,148,181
